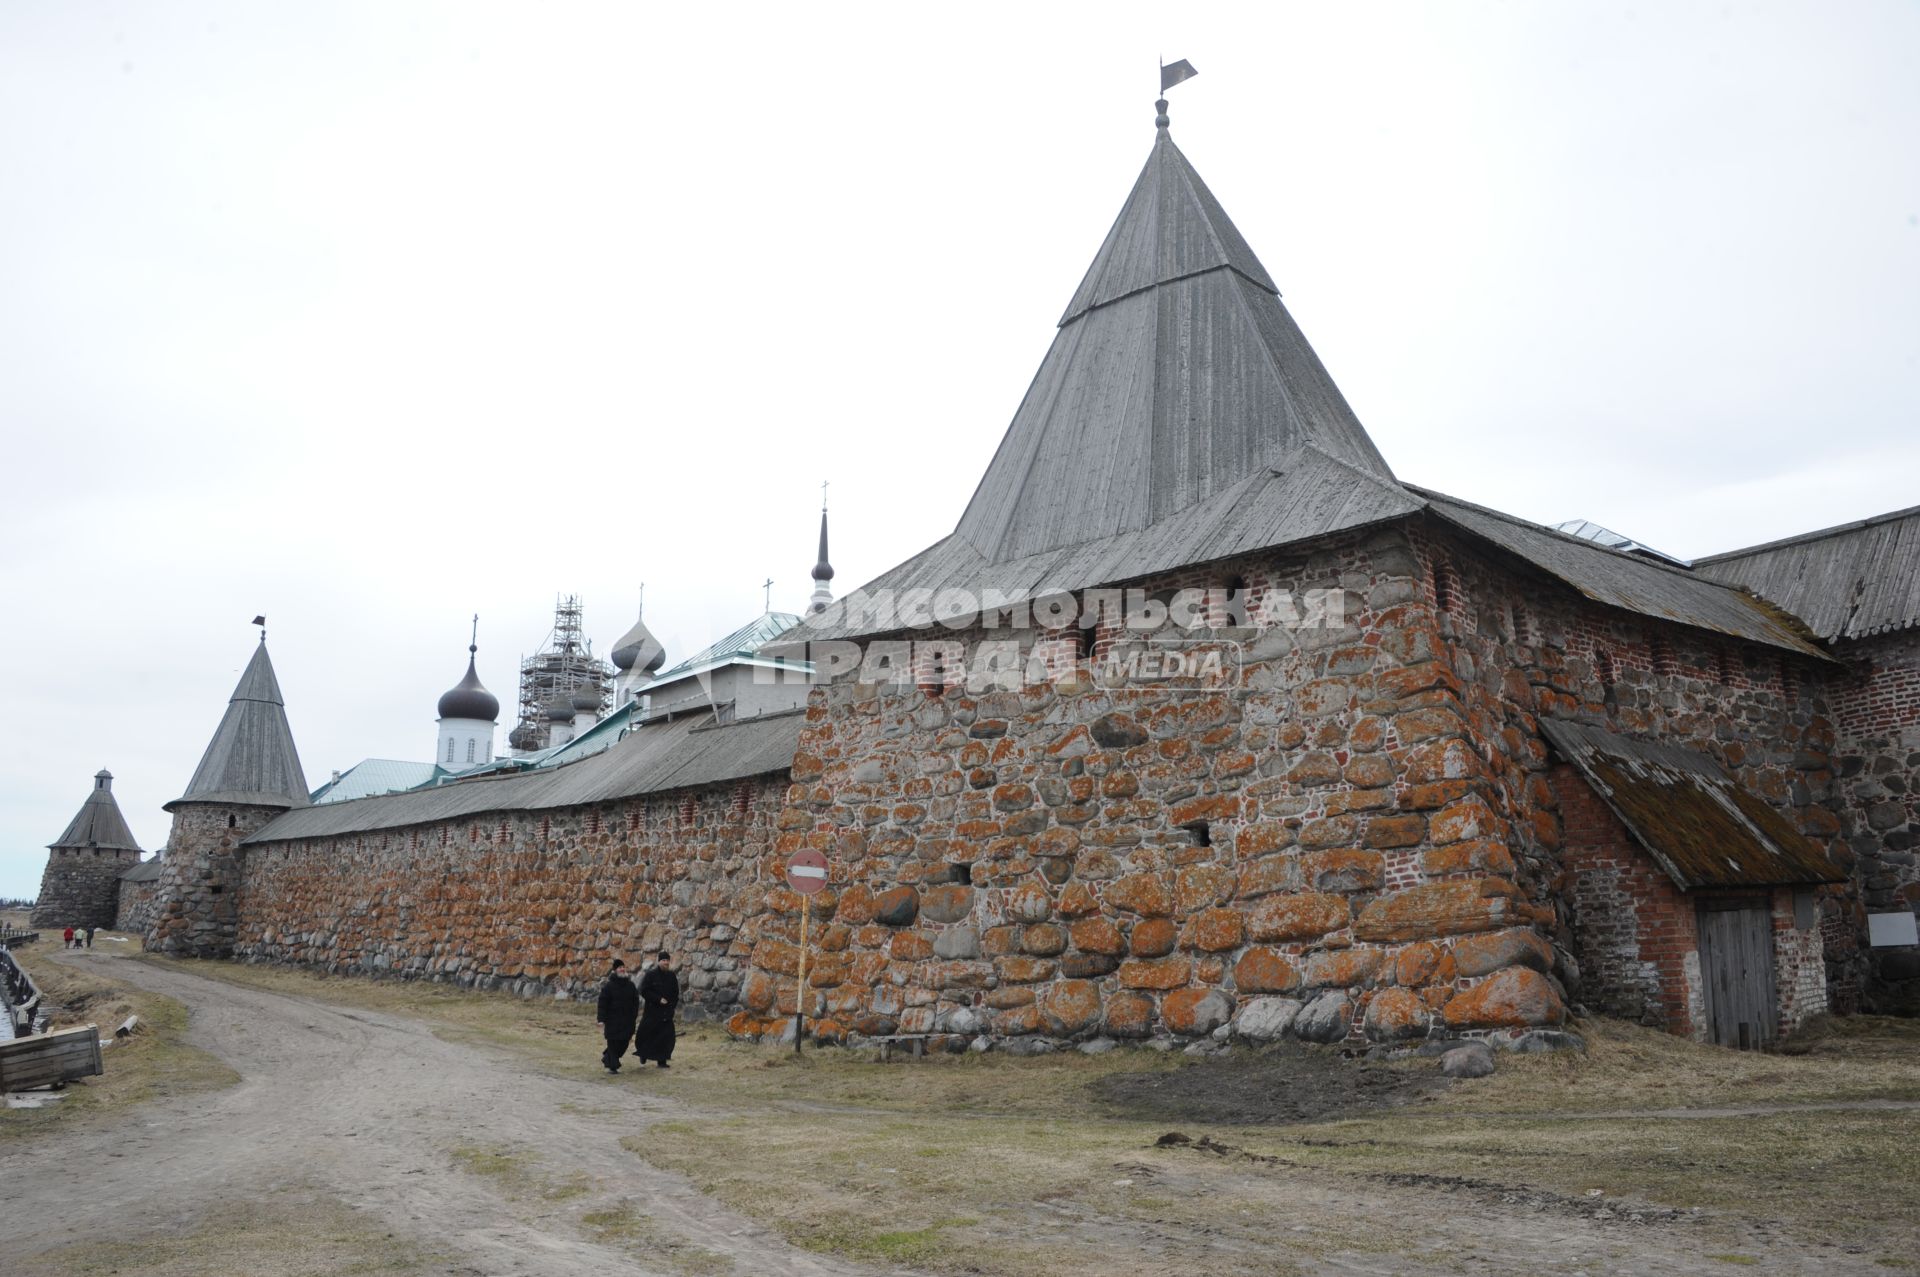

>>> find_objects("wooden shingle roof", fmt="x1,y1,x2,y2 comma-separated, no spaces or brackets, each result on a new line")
50,771,142,852
949,123,1406,569
1694,504,1920,642
170,640,310,811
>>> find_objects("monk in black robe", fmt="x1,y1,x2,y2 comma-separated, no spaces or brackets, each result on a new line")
634,951,679,1067
595,960,639,1074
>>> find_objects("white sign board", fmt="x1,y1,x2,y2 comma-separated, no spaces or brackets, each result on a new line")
1867,911,1919,948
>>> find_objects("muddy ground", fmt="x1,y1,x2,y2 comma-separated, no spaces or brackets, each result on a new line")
1093,1041,1452,1125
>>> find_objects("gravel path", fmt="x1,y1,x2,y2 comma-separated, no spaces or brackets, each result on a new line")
9,952,879,1276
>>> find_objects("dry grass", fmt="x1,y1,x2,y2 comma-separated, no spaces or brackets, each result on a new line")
1,945,237,1141
1233,1107,1920,1243
1427,1013,1920,1113
12,1191,441,1277
449,1140,594,1201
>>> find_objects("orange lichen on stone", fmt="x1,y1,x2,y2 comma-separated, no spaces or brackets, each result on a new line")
1353,878,1519,942
1246,892,1350,943
1442,966,1567,1028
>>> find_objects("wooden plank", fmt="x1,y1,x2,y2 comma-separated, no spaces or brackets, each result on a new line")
0,1024,103,1089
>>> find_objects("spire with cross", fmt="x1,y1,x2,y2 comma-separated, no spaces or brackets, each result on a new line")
810,480,835,614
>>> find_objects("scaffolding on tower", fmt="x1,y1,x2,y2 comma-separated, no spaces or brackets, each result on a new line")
510,595,614,753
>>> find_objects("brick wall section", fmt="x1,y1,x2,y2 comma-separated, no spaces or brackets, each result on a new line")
30,847,142,931
1829,629,1920,1012
1773,888,1828,1029
741,526,1568,1049
1406,520,1849,1018
1550,762,1697,1033
227,775,791,1015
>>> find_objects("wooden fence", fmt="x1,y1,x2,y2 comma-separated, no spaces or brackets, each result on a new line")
0,1024,104,1091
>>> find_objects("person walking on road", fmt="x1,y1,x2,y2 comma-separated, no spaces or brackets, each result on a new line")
634,951,680,1068
85,926,95,948
63,926,75,949
594,959,639,1075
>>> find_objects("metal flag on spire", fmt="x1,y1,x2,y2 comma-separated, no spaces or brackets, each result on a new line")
1160,58,1198,92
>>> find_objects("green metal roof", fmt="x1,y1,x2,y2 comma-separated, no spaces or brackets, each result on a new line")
311,759,446,804
644,612,805,686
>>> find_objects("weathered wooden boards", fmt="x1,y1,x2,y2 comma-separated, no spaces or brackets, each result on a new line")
0,1024,103,1091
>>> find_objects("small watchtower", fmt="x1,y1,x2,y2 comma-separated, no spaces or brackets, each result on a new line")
147,628,309,957
30,770,144,930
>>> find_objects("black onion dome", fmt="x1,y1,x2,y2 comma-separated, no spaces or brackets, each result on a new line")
610,616,666,674
570,681,602,713
508,722,542,751
437,651,500,722
545,691,575,723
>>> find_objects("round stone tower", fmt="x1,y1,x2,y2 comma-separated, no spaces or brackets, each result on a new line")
147,632,309,958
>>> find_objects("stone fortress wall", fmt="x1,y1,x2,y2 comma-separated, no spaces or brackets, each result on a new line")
137,525,1909,1051
228,774,790,1014
728,520,1849,1049
1406,521,1845,1037
1830,627,1920,1012
114,875,162,936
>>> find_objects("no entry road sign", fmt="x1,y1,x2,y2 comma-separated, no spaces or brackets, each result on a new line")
785,849,828,895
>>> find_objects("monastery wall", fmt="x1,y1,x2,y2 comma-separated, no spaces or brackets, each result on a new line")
114,877,161,936
30,847,140,931
1830,627,1920,1013
1409,520,1842,1030
227,774,791,1014
734,525,1572,1051
140,524,1889,1046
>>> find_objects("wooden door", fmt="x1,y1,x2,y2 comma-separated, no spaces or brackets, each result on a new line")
1696,897,1778,1050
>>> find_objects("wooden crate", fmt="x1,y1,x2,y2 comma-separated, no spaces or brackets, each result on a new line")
0,1024,103,1091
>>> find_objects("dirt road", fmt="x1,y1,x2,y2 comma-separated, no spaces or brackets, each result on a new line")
8,953,1909,1277
10,952,872,1276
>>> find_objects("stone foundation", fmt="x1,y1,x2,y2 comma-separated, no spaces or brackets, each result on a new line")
31,847,139,931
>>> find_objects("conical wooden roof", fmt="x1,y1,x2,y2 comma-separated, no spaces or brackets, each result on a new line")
170,640,309,811
950,123,1409,567
50,770,143,851
793,115,1416,642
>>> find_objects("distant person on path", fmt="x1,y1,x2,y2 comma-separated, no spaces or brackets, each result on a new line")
63,926,75,949
85,926,95,948
634,951,679,1068
594,959,639,1075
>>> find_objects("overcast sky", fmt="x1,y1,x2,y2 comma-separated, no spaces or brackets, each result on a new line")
2,3,1916,898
